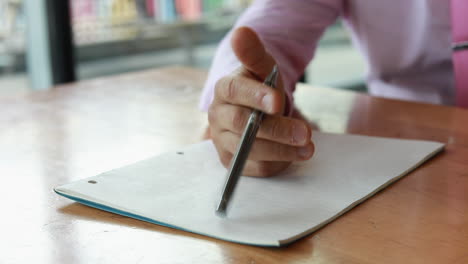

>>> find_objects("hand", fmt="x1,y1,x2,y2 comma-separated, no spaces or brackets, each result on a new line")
208,27,315,177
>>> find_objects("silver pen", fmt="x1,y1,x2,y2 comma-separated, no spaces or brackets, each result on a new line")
216,65,279,216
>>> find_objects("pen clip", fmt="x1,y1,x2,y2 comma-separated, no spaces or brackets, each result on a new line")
264,65,279,88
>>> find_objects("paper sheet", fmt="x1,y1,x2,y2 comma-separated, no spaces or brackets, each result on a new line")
55,132,444,246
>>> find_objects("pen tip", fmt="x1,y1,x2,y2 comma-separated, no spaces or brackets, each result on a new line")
216,200,228,218
265,65,279,87
216,209,227,218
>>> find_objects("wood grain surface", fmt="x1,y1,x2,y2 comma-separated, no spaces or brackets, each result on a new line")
1,67,467,264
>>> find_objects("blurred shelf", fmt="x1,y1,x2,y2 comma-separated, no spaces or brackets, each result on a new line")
0,13,240,72
75,13,240,62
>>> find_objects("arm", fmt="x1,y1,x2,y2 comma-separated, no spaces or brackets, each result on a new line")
199,0,344,114
203,1,344,177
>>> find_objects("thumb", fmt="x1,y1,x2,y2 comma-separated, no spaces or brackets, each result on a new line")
231,27,277,80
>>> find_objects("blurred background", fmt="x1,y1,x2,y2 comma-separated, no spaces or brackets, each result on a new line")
0,0,366,96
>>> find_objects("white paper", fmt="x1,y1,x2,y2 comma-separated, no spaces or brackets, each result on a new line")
55,132,444,246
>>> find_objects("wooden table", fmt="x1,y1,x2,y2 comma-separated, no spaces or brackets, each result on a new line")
2,67,468,263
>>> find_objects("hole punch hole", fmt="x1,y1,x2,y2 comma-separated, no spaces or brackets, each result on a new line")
177,151,184,155
88,180,97,184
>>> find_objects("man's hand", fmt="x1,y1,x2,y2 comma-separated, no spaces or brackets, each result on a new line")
208,27,315,177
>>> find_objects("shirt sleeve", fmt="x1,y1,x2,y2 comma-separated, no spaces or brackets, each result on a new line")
199,0,344,114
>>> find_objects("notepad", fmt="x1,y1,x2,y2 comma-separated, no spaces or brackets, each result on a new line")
55,132,444,247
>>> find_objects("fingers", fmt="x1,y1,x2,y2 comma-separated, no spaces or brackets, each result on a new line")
209,102,315,177
214,75,283,115
216,150,294,177
219,131,314,162
242,161,291,177
208,26,308,177
209,104,312,146
231,27,276,80
213,27,285,116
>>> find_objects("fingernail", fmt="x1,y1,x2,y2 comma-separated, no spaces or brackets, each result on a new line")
293,124,308,145
262,94,273,112
298,144,313,159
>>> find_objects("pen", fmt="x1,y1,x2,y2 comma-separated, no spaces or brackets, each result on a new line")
216,65,279,217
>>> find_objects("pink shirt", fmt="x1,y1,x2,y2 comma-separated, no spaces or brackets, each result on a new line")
199,0,454,111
